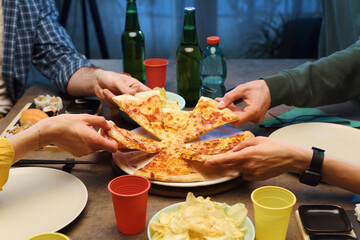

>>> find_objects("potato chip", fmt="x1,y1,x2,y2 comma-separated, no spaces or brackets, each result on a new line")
154,87,182,110
150,192,248,240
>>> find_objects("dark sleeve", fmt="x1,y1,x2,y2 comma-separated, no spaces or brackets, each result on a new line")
31,0,92,94
264,40,360,108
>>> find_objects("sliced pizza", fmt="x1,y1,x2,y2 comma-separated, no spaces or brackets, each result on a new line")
182,97,240,142
162,108,191,131
180,131,254,162
107,121,162,153
112,91,169,140
134,144,204,182
113,91,185,141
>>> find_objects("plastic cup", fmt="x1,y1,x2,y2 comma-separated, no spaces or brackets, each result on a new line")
251,186,296,240
108,175,151,235
26,232,70,240
143,58,168,89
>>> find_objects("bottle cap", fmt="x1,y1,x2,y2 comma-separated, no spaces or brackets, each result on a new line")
184,7,195,12
207,36,220,45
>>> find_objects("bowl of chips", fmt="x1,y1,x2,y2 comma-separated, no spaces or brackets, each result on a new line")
147,192,255,240
118,88,185,125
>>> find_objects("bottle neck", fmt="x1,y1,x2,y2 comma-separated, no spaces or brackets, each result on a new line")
125,0,140,31
181,12,198,45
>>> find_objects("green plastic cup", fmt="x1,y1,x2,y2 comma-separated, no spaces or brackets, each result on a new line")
251,186,296,240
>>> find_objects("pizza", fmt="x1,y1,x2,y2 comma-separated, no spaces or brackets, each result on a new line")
107,121,162,153
162,108,191,131
134,142,204,182
112,91,184,142
181,97,240,142
110,91,249,183
180,131,254,162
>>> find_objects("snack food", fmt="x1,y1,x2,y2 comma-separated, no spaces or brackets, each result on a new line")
134,145,204,182
107,121,162,153
153,87,182,109
150,192,248,240
182,96,240,142
110,91,249,183
113,91,175,141
181,131,254,161
19,108,48,125
34,95,63,112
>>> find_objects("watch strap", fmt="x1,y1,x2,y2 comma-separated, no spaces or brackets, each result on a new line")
308,147,325,173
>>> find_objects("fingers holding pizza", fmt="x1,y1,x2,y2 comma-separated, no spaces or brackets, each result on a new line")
107,90,252,183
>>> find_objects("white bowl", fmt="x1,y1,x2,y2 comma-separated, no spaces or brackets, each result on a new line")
147,202,255,240
119,91,186,124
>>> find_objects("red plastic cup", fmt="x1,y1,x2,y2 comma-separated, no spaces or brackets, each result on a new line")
108,175,151,235
143,58,168,89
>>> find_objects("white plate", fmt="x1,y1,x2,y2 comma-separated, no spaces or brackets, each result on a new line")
0,167,88,240
113,125,243,187
269,122,360,162
147,202,255,240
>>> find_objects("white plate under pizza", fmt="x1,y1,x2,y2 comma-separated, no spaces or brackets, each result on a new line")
113,125,243,187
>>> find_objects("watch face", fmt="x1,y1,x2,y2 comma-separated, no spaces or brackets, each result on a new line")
299,170,321,186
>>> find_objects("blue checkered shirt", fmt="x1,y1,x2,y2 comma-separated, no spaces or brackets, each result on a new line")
3,0,91,102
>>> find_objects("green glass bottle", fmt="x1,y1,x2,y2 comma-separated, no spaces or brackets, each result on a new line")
121,0,146,84
176,7,202,107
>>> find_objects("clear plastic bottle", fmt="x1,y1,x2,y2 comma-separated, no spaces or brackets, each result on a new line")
199,36,227,99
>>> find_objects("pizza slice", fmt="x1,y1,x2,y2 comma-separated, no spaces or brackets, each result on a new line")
107,121,162,153
113,91,186,141
180,131,254,162
182,97,240,142
162,108,191,131
113,91,170,140
134,143,204,182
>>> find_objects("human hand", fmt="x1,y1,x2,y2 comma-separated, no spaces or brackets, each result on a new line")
94,69,151,108
38,114,118,157
216,80,271,126
204,137,311,181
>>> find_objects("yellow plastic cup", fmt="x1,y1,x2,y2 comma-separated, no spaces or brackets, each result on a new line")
26,232,70,240
251,186,296,240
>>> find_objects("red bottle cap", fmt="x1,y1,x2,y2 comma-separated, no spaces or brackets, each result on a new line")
207,36,220,45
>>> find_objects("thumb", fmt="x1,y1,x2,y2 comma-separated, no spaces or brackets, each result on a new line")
217,91,241,109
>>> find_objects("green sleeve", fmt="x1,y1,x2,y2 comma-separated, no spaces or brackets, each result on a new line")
264,40,360,108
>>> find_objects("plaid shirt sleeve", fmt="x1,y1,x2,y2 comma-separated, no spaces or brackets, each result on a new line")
31,0,92,94
2,0,92,101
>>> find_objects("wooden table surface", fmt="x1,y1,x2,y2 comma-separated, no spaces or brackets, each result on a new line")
2,59,360,240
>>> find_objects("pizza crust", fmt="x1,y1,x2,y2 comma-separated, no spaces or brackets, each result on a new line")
134,169,204,182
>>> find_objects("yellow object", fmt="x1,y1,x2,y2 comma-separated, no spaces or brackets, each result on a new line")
19,108,48,125
0,138,15,191
27,232,70,240
150,192,248,240
153,87,182,109
251,186,296,240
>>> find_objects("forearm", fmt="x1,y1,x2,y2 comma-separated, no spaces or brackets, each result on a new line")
321,156,360,193
289,147,360,193
66,66,99,96
264,40,360,108
7,125,40,163
7,118,57,163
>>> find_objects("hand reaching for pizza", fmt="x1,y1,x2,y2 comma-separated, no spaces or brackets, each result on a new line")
8,114,119,162
107,90,254,183
67,67,151,109
216,80,271,126
40,114,119,157
204,137,311,181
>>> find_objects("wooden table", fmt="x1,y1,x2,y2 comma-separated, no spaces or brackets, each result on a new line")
2,59,360,240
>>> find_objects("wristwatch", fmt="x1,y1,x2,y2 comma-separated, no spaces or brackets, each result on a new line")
299,147,325,186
